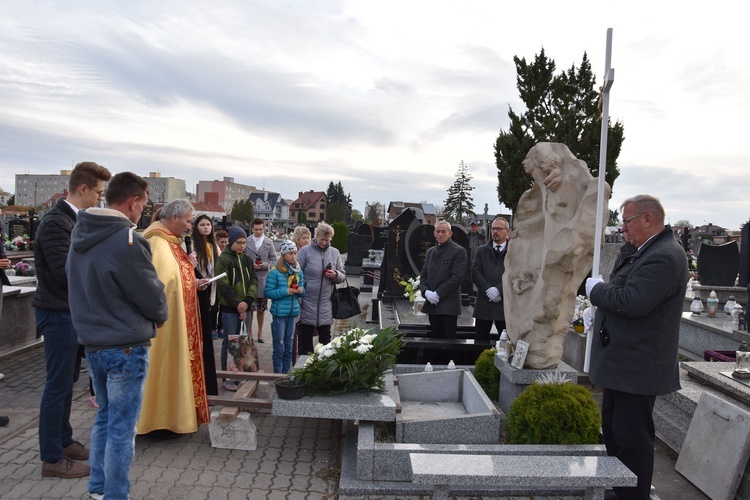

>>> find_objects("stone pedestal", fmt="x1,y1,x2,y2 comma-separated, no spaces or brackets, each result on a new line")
494,355,578,415
0,286,39,355
208,409,257,450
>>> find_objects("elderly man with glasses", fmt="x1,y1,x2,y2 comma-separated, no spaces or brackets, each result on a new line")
586,195,688,500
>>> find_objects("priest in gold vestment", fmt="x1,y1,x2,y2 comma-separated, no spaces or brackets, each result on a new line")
137,200,211,435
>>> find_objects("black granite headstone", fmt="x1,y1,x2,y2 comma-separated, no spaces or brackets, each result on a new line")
697,241,740,286
371,226,389,250
356,223,372,236
344,234,373,276
379,209,419,301
739,223,750,287
8,219,29,238
450,225,473,303
405,224,435,277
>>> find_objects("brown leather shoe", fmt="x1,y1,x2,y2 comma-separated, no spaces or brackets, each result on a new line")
63,441,89,460
41,457,90,478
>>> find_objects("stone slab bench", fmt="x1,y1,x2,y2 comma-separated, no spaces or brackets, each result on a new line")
409,452,636,500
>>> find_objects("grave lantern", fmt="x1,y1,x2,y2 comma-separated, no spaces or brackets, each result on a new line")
706,290,719,318
690,293,704,316
733,341,750,379
725,295,737,315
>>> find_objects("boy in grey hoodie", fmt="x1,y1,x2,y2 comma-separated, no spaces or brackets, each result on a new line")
67,172,168,500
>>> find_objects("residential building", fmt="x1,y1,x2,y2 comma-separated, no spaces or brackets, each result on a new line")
15,171,72,207
143,172,186,203
249,191,291,223
196,177,257,212
289,190,327,222
386,201,437,225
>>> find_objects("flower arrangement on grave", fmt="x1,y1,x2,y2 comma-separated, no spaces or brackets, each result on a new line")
13,261,34,276
4,234,33,252
400,276,420,302
571,295,590,332
289,327,404,396
507,372,600,445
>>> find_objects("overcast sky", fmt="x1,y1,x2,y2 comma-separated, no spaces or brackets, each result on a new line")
1,1,748,229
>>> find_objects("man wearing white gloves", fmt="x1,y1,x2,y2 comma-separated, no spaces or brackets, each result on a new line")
472,217,510,343
420,220,467,339
585,195,687,500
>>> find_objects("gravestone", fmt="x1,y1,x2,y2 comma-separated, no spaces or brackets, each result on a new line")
697,241,740,286
450,225,473,304
371,226,389,251
356,223,372,237
740,223,750,287
379,209,419,302
344,234,373,275
8,219,29,239
405,224,435,278
675,392,750,500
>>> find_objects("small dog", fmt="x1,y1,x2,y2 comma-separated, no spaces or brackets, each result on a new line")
227,335,258,372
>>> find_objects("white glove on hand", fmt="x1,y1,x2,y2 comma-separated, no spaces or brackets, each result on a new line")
425,290,440,304
486,287,500,302
585,276,604,297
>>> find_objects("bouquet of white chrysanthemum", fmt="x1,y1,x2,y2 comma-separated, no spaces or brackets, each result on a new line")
290,327,403,396
571,295,590,328
398,276,420,302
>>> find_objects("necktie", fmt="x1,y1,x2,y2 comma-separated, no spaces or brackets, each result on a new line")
495,245,501,255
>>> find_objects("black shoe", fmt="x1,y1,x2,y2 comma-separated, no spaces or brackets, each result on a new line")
604,490,619,500
141,429,181,440
257,338,265,343
0,416,8,427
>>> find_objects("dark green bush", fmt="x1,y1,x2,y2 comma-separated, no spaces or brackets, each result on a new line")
508,381,600,444
331,222,349,253
473,348,500,402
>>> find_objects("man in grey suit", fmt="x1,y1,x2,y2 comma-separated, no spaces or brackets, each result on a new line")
472,217,510,344
244,218,277,343
421,220,467,339
586,195,688,500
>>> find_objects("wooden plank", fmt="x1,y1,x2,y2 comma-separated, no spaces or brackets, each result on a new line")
218,380,259,421
216,371,285,381
207,396,273,410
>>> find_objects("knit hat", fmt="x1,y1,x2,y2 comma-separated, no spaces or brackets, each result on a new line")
279,240,297,256
228,226,247,246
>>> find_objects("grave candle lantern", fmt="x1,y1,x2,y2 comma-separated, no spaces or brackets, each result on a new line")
690,293,704,316
706,290,719,318
733,341,750,379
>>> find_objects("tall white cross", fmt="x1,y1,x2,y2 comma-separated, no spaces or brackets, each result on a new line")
584,28,615,373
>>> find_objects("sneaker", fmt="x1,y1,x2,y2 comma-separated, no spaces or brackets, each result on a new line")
223,380,238,391
211,330,218,340
87,396,99,409
85,492,104,500
42,457,90,478
63,441,89,461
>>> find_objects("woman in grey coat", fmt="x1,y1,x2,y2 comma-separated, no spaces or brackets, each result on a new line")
296,222,346,355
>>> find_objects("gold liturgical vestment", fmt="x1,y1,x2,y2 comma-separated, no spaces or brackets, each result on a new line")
136,222,209,434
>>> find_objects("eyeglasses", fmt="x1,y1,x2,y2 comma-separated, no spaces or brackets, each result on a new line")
491,226,509,231
622,213,646,227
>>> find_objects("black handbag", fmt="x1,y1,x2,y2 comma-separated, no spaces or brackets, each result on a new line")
331,281,361,319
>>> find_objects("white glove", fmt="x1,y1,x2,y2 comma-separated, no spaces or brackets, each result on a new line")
583,306,594,334
425,290,440,304
486,287,500,301
492,294,503,303
585,276,603,297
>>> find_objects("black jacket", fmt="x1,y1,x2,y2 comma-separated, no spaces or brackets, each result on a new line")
32,198,76,311
472,241,507,321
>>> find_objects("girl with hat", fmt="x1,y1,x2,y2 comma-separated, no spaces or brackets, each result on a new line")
264,240,305,374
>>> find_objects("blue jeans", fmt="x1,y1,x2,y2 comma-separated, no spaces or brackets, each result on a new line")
221,312,250,371
271,316,298,373
37,309,82,462
86,346,149,500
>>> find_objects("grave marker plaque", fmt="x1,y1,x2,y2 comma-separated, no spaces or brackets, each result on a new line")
379,209,419,301
697,241,740,286
8,219,29,239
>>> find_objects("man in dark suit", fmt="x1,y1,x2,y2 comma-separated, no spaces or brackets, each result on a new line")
472,217,510,343
586,195,688,500
420,220,467,339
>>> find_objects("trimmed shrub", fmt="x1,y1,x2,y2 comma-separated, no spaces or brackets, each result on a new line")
473,348,500,402
331,222,349,253
508,380,600,444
